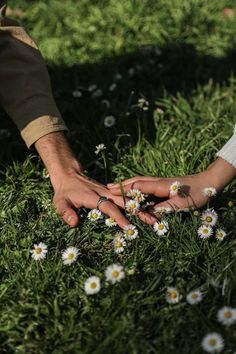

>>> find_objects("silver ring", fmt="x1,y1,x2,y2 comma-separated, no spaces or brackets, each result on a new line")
97,195,109,210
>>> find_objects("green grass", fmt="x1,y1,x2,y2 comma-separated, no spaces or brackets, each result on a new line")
1,0,236,353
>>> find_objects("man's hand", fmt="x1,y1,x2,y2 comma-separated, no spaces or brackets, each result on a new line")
35,132,129,228
107,158,236,224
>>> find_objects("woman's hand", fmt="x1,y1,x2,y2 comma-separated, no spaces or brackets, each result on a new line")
107,158,236,224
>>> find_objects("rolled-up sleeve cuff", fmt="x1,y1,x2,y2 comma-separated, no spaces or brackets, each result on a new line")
21,115,68,148
216,129,236,168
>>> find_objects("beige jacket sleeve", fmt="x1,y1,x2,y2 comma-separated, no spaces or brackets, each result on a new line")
0,1,68,147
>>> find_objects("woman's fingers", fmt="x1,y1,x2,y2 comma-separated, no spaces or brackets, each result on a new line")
108,179,171,198
108,176,159,188
137,211,157,224
96,198,130,229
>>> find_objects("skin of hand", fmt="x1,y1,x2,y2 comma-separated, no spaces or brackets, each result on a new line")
35,132,129,228
107,158,236,224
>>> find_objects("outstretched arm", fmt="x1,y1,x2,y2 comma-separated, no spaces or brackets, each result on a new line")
108,123,236,224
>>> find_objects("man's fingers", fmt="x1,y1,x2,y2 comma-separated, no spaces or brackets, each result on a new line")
98,199,130,229
55,199,79,227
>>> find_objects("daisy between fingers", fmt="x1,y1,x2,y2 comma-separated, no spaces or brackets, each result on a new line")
105,217,117,227
105,263,125,284
31,242,48,261
88,209,102,222
84,276,101,295
125,200,140,215
201,333,224,353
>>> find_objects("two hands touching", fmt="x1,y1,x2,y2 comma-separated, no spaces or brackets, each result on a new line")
35,132,236,228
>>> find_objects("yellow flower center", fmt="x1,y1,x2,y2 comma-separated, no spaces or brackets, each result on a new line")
90,282,97,289
111,271,119,278
127,229,134,236
115,242,122,248
108,218,114,223
35,247,42,254
169,291,177,299
130,203,136,209
172,185,177,191
203,229,209,234
158,224,164,230
206,216,212,223
224,311,232,318
207,191,212,196
228,201,234,208
191,293,198,299
208,339,216,347
91,213,98,219
67,253,74,260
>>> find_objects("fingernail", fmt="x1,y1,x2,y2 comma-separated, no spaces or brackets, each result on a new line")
107,183,114,186
67,215,74,223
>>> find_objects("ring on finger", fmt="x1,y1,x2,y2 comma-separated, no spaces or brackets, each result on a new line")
97,195,110,210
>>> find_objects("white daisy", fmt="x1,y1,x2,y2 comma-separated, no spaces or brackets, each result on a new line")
105,217,117,227
94,144,106,155
166,287,181,304
104,115,116,128
62,246,79,265
72,90,82,98
153,220,169,236
113,233,126,254
114,73,122,81
169,181,181,196
126,189,146,203
201,209,218,227
92,89,103,98
105,263,125,284
123,224,139,240
154,206,172,214
217,306,236,326
198,225,213,239
125,199,140,215
88,84,97,92
215,229,227,241
202,187,217,198
84,276,101,295
30,242,48,261
201,333,224,353
186,290,203,305
128,67,135,77
101,99,111,109
88,209,102,221
109,83,117,92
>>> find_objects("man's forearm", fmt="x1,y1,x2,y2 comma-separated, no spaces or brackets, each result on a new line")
35,132,83,189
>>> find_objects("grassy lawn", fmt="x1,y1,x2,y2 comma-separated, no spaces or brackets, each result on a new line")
1,1,236,353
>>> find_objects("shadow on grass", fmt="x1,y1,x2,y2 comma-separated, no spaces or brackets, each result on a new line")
1,42,236,172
